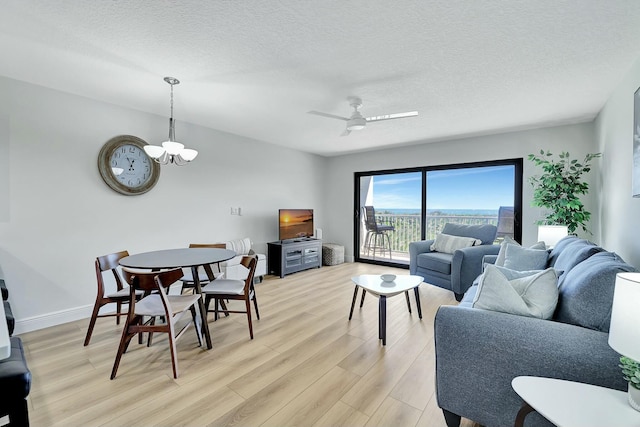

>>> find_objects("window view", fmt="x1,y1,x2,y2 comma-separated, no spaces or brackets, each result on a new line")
357,161,520,266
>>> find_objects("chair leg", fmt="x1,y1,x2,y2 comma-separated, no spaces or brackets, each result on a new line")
116,301,122,325
147,317,156,347
84,300,103,346
190,305,203,347
385,232,393,259
111,316,138,380
252,293,260,320
245,298,254,339
167,323,179,379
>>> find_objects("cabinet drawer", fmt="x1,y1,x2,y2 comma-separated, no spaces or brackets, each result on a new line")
286,249,303,259
304,254,319,265
286,257,303,268
304,247,319,255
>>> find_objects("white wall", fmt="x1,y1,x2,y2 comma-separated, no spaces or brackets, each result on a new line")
323,123,599,260
5,64,639,334
596,56,640,268
0,76,326,333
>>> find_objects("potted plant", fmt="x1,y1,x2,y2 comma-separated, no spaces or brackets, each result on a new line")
620,356,640,411
528,150,601,235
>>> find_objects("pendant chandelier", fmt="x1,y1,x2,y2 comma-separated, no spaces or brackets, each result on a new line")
144,77,198,165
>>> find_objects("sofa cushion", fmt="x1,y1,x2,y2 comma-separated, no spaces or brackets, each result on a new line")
555,251,636,332
472,265,559,319
495,236,546,267
430,233,481,254
503,244,548,271
552,240,604,286
547,235,582,267
417,252,452,275
442,223,497,245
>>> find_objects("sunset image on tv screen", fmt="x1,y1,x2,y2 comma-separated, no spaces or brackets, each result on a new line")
279,209,313,239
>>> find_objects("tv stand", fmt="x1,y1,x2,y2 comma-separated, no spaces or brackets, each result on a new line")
268,239,322,278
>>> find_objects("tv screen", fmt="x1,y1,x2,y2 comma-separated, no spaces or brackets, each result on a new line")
279,209,314,240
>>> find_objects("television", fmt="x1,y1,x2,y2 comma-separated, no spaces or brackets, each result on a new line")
279,209,314,241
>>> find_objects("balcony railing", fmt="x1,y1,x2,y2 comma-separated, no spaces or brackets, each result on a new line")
369,213,500,253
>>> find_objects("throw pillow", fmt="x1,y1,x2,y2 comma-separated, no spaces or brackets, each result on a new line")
495,236,546,267
225,237,252,255
472,264,559,319
430,233,482,254
503,244,549,271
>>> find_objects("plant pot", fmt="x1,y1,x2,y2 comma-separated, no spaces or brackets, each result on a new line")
628,383,640,411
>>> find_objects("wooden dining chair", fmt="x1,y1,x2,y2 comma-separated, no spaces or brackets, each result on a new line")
110,268,202,379
202,256,260,339
84,250,144,346
180,243,227,294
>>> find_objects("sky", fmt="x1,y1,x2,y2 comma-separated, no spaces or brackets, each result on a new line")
370,166,515,210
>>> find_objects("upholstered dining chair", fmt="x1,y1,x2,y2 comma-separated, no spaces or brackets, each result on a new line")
180,243,227,294
202,256,260,339
110,268,202,379
84,250,144,346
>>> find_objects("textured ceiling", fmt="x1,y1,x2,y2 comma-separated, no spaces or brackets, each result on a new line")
2,1,640,156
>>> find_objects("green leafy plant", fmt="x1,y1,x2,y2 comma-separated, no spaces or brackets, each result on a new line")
528,150,601,235
620,356,640,390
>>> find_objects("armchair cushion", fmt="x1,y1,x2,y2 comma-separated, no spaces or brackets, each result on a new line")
472,265,559,319
430,233,481,254
417,252,453,275
442,223,497,245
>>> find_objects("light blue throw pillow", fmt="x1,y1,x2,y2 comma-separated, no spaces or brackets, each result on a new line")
495,236,546,267
503,244,548,271
472,264,559,319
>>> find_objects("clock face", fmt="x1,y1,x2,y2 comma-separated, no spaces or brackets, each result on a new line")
98,135,160,195
110,144,151,189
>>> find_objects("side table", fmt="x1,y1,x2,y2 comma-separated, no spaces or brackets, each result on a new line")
512,376,640,427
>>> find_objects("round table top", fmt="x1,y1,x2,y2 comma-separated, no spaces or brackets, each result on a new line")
119,248,236,269
351,274,424,297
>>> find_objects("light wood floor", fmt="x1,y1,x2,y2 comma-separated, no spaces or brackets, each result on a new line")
19,262,477,427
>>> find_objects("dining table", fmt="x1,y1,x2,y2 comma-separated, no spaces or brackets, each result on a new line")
119,247,236,350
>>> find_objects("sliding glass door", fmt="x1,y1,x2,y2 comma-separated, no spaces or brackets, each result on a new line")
355,159,522,267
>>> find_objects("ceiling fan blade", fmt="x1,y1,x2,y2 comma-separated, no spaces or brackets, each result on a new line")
307,111,349,121
366,111,419,122
341,128,351,137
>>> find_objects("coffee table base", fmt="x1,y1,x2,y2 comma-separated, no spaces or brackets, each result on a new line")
349,285,422,346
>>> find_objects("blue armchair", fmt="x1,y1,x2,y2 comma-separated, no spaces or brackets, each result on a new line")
409,223,499,301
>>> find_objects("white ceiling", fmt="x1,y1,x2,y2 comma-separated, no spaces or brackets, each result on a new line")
2,1,640,157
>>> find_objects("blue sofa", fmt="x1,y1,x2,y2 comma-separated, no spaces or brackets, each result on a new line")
409,223,499,301
434,236,636,427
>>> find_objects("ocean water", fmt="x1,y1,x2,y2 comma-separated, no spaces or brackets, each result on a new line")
377,208,498,216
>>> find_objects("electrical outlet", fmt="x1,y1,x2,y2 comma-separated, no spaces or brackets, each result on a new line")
230,207,242,216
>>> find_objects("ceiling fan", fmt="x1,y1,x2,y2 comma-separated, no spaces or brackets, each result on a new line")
307,96,418,136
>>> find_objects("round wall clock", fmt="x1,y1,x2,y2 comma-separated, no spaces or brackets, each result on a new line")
97,135,161,196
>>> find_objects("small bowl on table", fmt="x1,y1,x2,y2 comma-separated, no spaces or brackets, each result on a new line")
380,274,396,283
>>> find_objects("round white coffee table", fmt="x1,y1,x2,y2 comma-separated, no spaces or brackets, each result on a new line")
512,376,640,426
349,274,424,345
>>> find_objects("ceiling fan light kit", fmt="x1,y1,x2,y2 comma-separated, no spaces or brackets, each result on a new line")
143,77,198,166
308,96,418,136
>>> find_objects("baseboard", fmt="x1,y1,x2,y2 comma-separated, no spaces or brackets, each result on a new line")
14,305,93,335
